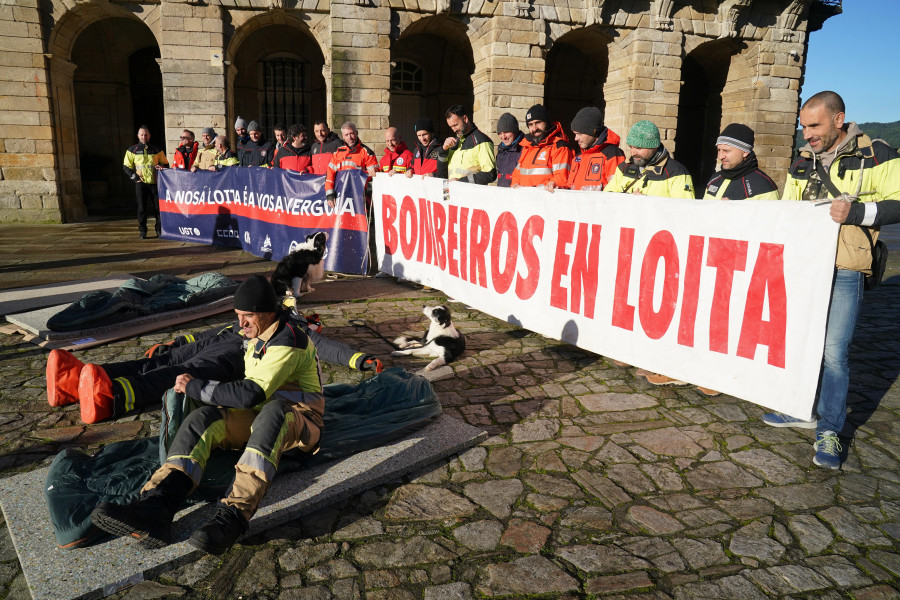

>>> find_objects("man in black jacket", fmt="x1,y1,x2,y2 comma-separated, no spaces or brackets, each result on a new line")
240,121,275,167
495,112,524,188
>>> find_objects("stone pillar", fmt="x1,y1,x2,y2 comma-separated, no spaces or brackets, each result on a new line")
0,0,64,223
605,27,683,151
471,11,545,136
159,0,227,154
329,0,391,150
49,56,84,222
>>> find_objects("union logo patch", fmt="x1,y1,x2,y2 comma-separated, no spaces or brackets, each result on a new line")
591,163,601,174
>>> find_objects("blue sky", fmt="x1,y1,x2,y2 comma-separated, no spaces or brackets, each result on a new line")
803,0,899,124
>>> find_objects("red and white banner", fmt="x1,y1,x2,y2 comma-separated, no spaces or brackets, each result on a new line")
372,174,840,419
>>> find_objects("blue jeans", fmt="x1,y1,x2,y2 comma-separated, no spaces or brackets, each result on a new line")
815,268,864,434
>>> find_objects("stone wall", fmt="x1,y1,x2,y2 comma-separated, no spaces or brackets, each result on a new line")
0,0,830,223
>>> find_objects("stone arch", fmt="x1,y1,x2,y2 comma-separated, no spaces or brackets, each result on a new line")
46,3,163,220
674,37,743,196
544,26,611,138
225,13,326,142
390,15,475,141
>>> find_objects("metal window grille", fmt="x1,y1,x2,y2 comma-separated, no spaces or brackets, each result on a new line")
261,59,306,130
391,61,423,93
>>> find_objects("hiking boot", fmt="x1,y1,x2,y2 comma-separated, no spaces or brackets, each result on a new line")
813,430,842,470
644,373,688,386
188,504,249,555
78,364,115,424
91,470,193,548
761,412,817,429
46,349,84,407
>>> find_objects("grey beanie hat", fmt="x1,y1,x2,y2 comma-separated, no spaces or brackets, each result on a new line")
248,120,261,133
626,120,661,149
235,116,248,130
717,123,754,153
496,112,519,134
201,126,215,137
234,275,278,312
571,107,604,136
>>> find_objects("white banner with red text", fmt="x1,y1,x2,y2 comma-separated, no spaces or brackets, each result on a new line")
372,174,841,419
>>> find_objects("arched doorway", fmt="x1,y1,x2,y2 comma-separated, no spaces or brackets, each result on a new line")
229,23,326,140
545,28,610,139
390,19,474,142
70,17,163,216
674,39,740,196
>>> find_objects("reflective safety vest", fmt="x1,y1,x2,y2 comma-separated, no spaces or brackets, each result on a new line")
511,121,573,188
605,150,695,199
123,143,168,185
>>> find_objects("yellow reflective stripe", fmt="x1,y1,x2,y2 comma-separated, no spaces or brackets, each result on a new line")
114,377,135,412
184,333,196,343
350,352,365,369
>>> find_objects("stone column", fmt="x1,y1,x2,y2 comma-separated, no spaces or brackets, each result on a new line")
329,0,391,149
471,9,545,136
605,27,683,151
0,0,64,223
159,0,227,154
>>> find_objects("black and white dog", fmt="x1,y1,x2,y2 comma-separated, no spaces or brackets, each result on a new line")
392,305,465,371
270,231,328,296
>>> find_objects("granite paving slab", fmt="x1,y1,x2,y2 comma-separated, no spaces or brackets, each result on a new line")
0,414,486,600
4,296,235,348
0,276,132,316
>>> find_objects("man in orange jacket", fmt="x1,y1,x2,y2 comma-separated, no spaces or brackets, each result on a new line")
511,104,574,191
324,121,377,204
567,107,625,191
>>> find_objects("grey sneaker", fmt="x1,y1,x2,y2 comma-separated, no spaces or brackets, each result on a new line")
813,430,842,470
761,412,816,428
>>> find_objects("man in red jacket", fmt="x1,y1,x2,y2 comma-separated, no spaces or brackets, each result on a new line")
324,122,377,204
567,107,625,191
272,124,312,173
172,130,198,171
379,127,414,175
511,104,574,191
310,120,342,176
408,117,440,177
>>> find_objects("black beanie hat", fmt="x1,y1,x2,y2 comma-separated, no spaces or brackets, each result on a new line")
496,112,519,134
414,117,435,133
525,104,549,124
234,275,278,312
717,123,754,153
571,106,604,136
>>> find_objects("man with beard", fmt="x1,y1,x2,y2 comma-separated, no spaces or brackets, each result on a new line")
604,120,694,198
437,104,496,184
324,121,377,204
567,106,625,191
272,124,312,173
703,123,779,200
407,117,440,177
760,90,900,469
310,120,342,176
510,104,574,191
234,116,250,163
172,130,198,171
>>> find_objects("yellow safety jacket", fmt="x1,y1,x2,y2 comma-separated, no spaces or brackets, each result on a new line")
605,149,695,199
123,143,168,185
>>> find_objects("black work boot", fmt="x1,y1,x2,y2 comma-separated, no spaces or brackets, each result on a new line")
188,503,249,555
90,469,194,549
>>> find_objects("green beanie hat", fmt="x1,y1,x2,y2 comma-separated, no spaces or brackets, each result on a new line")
626,120,661,149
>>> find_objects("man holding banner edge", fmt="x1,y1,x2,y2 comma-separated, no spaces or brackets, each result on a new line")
762,91,900,470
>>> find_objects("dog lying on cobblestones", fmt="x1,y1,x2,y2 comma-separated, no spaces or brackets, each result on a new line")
392,305,465,371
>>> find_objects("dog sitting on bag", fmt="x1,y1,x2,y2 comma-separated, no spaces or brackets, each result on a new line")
392,305,465,371
270,231,328,296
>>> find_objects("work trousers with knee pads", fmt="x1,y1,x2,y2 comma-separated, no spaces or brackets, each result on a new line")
143,398,322,520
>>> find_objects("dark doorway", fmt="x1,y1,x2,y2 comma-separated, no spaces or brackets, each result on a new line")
72,17,162,216
390,24,474,142
545,28,609,141
674,40,736,197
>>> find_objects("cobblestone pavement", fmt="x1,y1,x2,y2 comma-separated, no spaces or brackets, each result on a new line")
0,220,898,600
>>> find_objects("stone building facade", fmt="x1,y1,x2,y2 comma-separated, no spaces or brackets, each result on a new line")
0,0,839,223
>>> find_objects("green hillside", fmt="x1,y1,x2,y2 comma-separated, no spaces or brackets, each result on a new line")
794,120,900,152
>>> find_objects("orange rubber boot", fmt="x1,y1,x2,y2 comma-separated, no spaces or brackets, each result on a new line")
46,349,84,407
78,364,115,424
